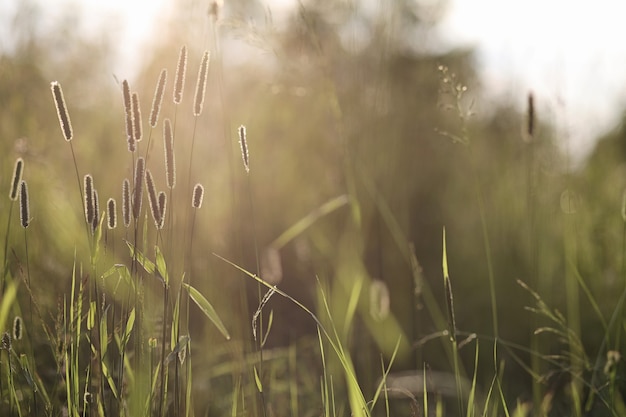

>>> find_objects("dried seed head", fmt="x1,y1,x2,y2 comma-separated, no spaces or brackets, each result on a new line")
84,174,94,226
163,119,176,188
132,158,145,219
1,332,10,351
193,51,210,116
19,180,30,228
12,316,22,341
51,81,73,141
150,69,167,128
132,92,143,142
369,279,390,321
92,189,100,234
9,158,24,201
122,80,135,151
238,125,249,173
145,169,161,228
157,192,166,229
192,183,204,208
174,45,188,104
107,198,117,229
122,179,131,228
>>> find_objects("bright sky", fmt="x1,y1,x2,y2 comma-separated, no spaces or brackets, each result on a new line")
2,0,625,162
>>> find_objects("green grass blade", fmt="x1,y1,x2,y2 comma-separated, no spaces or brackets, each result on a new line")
182,283,230,340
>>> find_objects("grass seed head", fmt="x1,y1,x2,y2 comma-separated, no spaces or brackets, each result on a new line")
122,178,131,228
19,180,30,228
157,191,166,229
145,169,161,228
1,332,10,351
133,157,146,219
107,198,117,229
84,174,94,226
164,119,176,188
238,125,249,173
132,92,143,142
51,81,73,141
12,316,22,341
92,188,99,234
150,69,167,128
194,51,210,116
9,158,24,201
192,183,204,208
174,45,188,104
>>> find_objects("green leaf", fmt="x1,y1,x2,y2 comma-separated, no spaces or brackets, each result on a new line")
183,283,230,340
253,366,263,393
122,308,135,348
125,241,155,274
155,245,169,286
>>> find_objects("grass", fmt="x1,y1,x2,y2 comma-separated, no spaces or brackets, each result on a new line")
1,4,626,417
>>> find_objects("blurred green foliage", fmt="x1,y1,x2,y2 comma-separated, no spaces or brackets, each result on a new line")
2,0,626,415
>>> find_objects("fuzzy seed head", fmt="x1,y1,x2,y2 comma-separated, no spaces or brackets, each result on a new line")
9,158,24,201
84,174,94,226
107,198,117,229
132,92,143,142
150,69,167,128
174,45,187,104
194,51,210,116
157,192,166,229
122,179,131,228
527,92,535,138
192,183,204,208
163,119,176,188
238,125,249,173
92,189,99,234
1,332,10,351
12,316,22,341
51,81,73,141
132,158,145,219
19,180,29,228
145,169,161,228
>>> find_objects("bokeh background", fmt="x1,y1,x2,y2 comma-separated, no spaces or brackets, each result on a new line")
2,0,626,415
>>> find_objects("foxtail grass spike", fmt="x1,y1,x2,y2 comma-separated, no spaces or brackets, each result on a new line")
84,174,94,226
163,119,176,188
132,92,143,142
145,169,160,228
9,158,24,201
150,69,167,128
107,198,117,229
238,125,249,173
122,80,135,151
12,316,22,341
193,51,210,116
527,92,535,138
51,81,73,141
192,183,204,208
92,189,100,234
174,45,188,104
1,332,10,351
132,157,146,219
19,181,30,228
122,179,131,228
157,192,166,229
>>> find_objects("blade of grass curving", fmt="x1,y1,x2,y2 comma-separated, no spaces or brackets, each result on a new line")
270,195,349,249
216,253,370,417
125,241,155,274
370,336,402,409
466,340,480,417
182,283,230,340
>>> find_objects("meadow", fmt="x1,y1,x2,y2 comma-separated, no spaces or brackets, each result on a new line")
1,1,626,416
